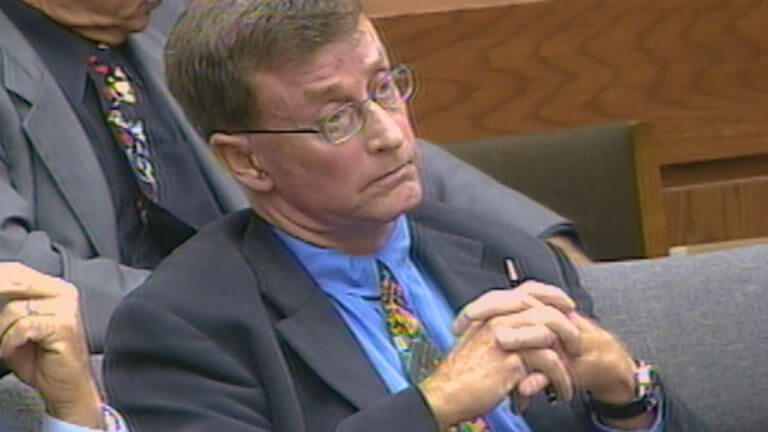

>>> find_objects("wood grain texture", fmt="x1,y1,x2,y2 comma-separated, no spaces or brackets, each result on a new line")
662,154,768,187
633,123,668,257
374,0,768,143
664,176,768,245
373,0,768,250
362,0,549,18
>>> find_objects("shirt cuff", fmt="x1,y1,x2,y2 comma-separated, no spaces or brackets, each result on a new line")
590,399,664,432
41,405,128,432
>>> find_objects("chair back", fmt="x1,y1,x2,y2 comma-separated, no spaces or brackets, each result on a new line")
442,122,665,260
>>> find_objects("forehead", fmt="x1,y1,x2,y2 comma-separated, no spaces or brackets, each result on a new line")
251,18,389,116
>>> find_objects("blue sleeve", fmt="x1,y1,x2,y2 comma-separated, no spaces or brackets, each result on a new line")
41,405,127,432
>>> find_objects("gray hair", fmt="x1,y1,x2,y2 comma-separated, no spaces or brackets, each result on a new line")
165,0,363,138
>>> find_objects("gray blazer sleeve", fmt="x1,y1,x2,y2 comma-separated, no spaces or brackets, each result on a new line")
0,140,149,353
418,139,575,240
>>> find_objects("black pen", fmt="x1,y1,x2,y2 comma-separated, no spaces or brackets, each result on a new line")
503,257,526,288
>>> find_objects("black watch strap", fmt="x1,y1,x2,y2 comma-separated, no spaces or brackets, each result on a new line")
587,361,663,420
588,392,660,419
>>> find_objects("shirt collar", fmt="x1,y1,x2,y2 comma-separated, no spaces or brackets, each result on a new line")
273,216,412,297
0,1,103,103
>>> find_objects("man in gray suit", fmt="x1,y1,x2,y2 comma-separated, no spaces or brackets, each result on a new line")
0,0,576,357
0,0,245,354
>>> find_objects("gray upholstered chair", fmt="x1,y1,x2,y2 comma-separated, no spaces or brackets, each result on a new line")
580,244,768,431
0,375,43,432
0,356,104,432
442,122,661,261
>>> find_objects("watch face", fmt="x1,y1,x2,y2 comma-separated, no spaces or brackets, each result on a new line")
637,361,662,397
587,361,664,420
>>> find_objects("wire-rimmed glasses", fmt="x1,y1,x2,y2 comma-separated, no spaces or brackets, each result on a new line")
221,64,415,145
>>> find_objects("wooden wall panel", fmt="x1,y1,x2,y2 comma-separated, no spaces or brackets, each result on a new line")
362,0,549,18
664,177,768,245
374,0,768,143
372,0,768,251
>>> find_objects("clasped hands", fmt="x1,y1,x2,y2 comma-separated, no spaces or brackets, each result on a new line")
0,262,103,429
419,281,642,430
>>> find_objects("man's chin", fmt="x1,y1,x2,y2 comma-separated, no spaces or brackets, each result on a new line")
386,183,424,219
401,186,424,212
356,178,423,223
75,26,140,45
75,11,153,44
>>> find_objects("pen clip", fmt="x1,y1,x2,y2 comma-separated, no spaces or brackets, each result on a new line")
503,257,522,287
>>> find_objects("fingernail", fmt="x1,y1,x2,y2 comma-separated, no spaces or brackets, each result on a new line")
452,308,471,335
527,382,540,396
452,314,468,336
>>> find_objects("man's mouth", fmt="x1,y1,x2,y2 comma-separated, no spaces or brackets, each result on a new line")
368,160,414,188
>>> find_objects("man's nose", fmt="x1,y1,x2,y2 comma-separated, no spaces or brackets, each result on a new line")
362,101,407,153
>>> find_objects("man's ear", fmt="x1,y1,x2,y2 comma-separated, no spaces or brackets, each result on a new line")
210,133,274,192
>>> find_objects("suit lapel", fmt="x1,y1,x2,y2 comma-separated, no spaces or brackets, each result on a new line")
410,215,513,312
0,11,118,258
241,218,389,410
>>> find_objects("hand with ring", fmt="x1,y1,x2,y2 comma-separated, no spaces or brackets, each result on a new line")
0,262,103,429
25,299,43,316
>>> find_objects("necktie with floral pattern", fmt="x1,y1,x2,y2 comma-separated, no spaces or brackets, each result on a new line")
87,43,159,203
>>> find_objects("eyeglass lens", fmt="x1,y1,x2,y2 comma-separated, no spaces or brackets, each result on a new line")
321,65,414,144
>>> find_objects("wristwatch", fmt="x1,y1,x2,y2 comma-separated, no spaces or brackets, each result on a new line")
586,360,663,420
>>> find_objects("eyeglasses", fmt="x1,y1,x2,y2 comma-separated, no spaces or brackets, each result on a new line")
223,64,415,145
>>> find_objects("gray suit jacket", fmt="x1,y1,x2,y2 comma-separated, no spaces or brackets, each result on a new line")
0,9,247,351
104,202,705,432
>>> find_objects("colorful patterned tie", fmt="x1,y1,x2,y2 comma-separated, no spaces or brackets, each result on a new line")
377,260,490,432
87,44,160,203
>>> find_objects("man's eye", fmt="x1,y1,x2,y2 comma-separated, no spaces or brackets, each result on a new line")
325,108,345,123
375,80,400,101
320,105,355,134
